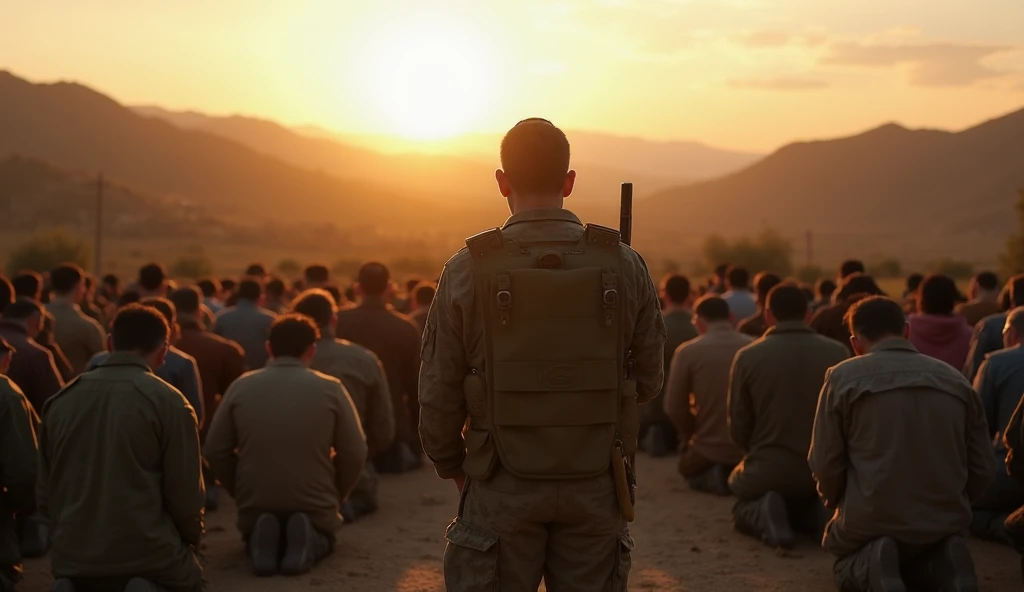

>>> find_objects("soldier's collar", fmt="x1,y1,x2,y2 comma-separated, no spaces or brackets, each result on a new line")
99,351,154,371
765,321,813,335
268,356,307,368
868,338,918,353
502,208,583,229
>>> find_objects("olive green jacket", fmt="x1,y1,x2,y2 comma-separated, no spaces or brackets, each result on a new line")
0,375,38,577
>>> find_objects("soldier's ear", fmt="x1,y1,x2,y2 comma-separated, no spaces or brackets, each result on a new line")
495,169,512,198
562,170,577,198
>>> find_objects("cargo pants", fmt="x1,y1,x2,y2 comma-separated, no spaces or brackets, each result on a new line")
443,468,633,592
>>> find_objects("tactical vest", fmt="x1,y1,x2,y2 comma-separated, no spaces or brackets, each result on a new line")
461,223,636,480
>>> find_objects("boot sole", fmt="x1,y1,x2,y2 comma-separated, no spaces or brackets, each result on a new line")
251,514,281,577
280,514,314,576
869,537,906,592
761,492,795,549
938,537,979,592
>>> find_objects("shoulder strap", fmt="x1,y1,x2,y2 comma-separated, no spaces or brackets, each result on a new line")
584,224,621,247
466,228,505,259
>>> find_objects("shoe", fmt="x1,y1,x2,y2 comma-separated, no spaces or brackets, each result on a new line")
708,464,732,497
758,492,795,549
250,513,281,577
205,486,220,512
124,578,165,592
20,515,50,558
868,537,906,592
340,500,357,525
280,513,317,576
931,536,979,592
50,579,77,592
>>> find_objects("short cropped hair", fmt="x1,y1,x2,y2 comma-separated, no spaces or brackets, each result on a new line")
138,263,166,292
838,273,884,301
754,272,782,303
1005,307,1024,335
767,284,808,322
661,275,691,305
975,271,999,292
102,274,119,288
816,279,837,301
245,263,267,278
358,262,391,297
840,260,865,279
196,278,220,298
220,279,237,293
918,275,959,315
237,279,262,302
50,263,85,294
414,283,437,307
713,264,729,280
291,289,337,328
727,266,750,290
906,273,924,294
1,299,43,321
845,296,906,342
268,314,320,359
1010,275,1024,308
169,287,202,316
111,304,170,354
694,295,731,322
304,265,329,285
118,291,141,307
266,278,285,299
140,297,177,325
12,272,42,301
500,118,571,195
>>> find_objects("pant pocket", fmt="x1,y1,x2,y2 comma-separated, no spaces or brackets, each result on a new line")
612,531,635,591
443,518,499,592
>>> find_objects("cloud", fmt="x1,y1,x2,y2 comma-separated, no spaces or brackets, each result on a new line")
727,77,830,90
736,31,792,48
822,42,1014,86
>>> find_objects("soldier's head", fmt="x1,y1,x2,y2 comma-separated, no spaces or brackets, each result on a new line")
660,275,692,310
0,335,13,374
237,279,263,305
844,296,908,355
1003,307,1024,349
692,295,733,334
50,263,86,301
266,277,286,301
1,299,45,338
196,278,221,300
0,276,12,315
1009,275,1024,309
138,263,167,295
220,278,237,301
357,262,391,299
905,273,924,296
917,274,959,316
496,118,575,212
101,274,120,296
12,271,43,302
726,266,750,291
141,297,180,341
245,263,267,279
169,287,202,317
815,278,837,303
304,265,330,288
753,272,782,307
118,290,141,308
970,271,999,300
413,282,437,312
292,289,337,329
267,314,320,365
765,284,809,327
839,259,865,280
713,264,730,283
110,303,170,369
837,273,884,303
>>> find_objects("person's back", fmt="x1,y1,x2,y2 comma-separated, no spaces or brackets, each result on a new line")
204,314,367,577
38,305,204,592
212,279,276,370
737,271,782,338
45,264,106,375
810,273,884,352
907,274,972,369
810,296,991,592
0,299,64,413
722,266,757,320
958,271,1003,329
964,275,1024,381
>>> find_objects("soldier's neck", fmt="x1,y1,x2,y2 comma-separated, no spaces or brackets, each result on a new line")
507,195,564,215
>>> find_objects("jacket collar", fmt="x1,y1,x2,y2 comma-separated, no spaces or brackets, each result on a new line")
98,351,152,371
765,320,813,335
178,314,205,331
268,356,307,368
49,296,80,310
502,208,583,229
868,338,919,354
358,295,391,310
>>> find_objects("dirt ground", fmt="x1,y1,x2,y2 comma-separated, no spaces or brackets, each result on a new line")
20,455,1021,591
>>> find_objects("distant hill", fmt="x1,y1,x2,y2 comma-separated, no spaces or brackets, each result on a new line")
637,108,1024,264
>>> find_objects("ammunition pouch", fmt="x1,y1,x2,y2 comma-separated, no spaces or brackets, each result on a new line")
463,373,498,480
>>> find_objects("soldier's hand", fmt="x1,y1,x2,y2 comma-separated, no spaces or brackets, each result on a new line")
454,474,466,494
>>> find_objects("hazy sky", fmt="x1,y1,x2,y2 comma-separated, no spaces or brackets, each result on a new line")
3,0,1023,151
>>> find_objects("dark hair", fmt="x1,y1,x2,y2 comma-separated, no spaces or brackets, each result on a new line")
0,276,10,315
326,285,345,307
358,262,391,297
237,279,262,302
906,273,924,293
169,287,202,315
117,291,141,307
292,289,336,327
816,278,837,300
196,278,220,298
661,275,691,305
344,285,356,303
414,282,437,307
12,272,42,301
767,284,808,322
840,259,866,279
268,314,320,358
694,295,731,322
1,298,43,321
50,263,84,294
500,118,571,195
102,274,119,288
845,296,906,342
1010,275,1024,308
727,266,750,290
140,297,177,325
221,278,237,293
405,278,422,294
111,304,169,354
918,274,959,315
304,265,329,284
266,278,285,299
138,263,166,292
838,273,884,301
713,264,729,279
754,272,782,303
975,271,999,292
245,263,267,278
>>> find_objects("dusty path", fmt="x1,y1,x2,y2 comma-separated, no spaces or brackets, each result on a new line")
21,455,1020,591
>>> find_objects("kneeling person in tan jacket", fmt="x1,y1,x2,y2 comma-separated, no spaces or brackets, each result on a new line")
203,314,367,578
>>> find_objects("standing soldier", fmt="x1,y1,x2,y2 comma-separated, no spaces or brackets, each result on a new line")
419,118,666,591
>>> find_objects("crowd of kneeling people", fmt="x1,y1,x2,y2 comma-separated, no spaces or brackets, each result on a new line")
0,256,1022,591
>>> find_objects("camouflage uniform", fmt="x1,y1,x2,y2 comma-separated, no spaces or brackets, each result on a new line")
419,208,666,591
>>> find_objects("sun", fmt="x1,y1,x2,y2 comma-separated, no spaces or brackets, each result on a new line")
363,22,494,141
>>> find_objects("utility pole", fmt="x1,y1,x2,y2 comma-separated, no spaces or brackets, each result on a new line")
95,173,103,277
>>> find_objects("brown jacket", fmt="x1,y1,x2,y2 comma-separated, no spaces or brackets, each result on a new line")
810,302,852,352
0,322,64,413
809,339,994,557
664,324,751,466
45,298,106,376
728,321,849,500
203,358,367,536
174,318,247,438
957,299,1002,330
737,311,768,338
